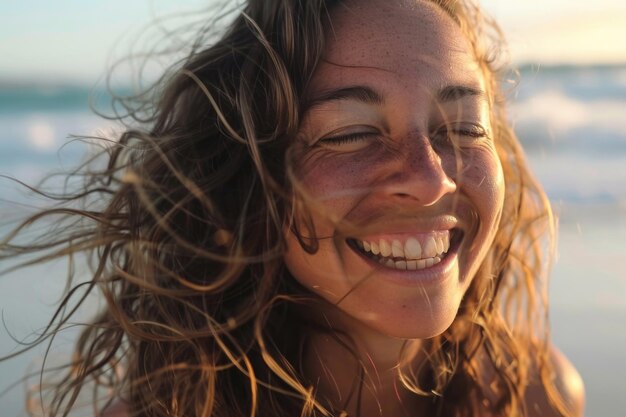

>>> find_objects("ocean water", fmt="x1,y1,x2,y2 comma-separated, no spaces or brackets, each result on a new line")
1,65,625,416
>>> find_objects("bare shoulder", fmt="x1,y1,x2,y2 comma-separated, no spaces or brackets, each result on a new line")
525,345,586,417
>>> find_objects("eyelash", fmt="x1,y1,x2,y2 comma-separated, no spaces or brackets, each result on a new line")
320,132,378,145
434,125,488,141
320,125,487,147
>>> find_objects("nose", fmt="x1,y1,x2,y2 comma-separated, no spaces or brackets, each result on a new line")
383,133,456,206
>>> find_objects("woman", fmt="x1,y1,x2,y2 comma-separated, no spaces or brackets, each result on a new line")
1,0,584,416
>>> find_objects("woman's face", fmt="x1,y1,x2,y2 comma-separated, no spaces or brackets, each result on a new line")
284,0,504,339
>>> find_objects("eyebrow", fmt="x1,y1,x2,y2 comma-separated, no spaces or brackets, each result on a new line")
303,84,485,112
303,86,384,112
437,85,485,102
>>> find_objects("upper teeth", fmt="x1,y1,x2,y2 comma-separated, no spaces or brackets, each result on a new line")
355,232,450,260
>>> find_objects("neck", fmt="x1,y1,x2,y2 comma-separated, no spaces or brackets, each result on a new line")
301,308,433,417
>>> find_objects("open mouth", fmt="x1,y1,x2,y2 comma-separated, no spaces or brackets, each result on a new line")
346,228,464,271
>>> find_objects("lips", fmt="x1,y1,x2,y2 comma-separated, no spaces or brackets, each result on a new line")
346,228,463,271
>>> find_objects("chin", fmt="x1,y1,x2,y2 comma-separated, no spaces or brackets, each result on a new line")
341,280,466,340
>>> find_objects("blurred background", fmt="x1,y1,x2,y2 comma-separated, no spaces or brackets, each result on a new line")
1,1,625,416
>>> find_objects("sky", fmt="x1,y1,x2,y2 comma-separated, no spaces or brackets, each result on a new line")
1,0,626,83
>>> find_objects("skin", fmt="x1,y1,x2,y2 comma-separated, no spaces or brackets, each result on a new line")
283,0,505,414
286,0,503,340
101,1,585,416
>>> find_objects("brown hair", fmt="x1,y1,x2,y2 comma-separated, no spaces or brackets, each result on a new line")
1,0,571,416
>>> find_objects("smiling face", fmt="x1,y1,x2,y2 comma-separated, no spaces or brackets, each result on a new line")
283,0,504,339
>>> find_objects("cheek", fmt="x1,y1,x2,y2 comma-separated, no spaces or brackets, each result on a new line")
297,143,393,196
454,146,505,214
284,155,357,288
283,225,350,307
295,150,381,221
300,155,361,194
455,147,504,276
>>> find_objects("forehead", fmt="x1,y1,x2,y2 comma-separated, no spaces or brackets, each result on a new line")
314,0,481,92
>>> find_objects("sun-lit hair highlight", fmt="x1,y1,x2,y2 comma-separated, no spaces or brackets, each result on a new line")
0,0,574,416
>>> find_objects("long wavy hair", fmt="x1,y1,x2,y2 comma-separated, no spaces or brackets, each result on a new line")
1,0,571,416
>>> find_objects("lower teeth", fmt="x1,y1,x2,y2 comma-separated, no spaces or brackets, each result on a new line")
379,256,442,270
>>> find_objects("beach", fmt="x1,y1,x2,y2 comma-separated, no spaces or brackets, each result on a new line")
1,64,626,416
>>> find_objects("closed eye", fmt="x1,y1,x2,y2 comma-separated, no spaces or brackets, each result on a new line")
317,130,380,152
432,123,489,144
321,131,378,145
